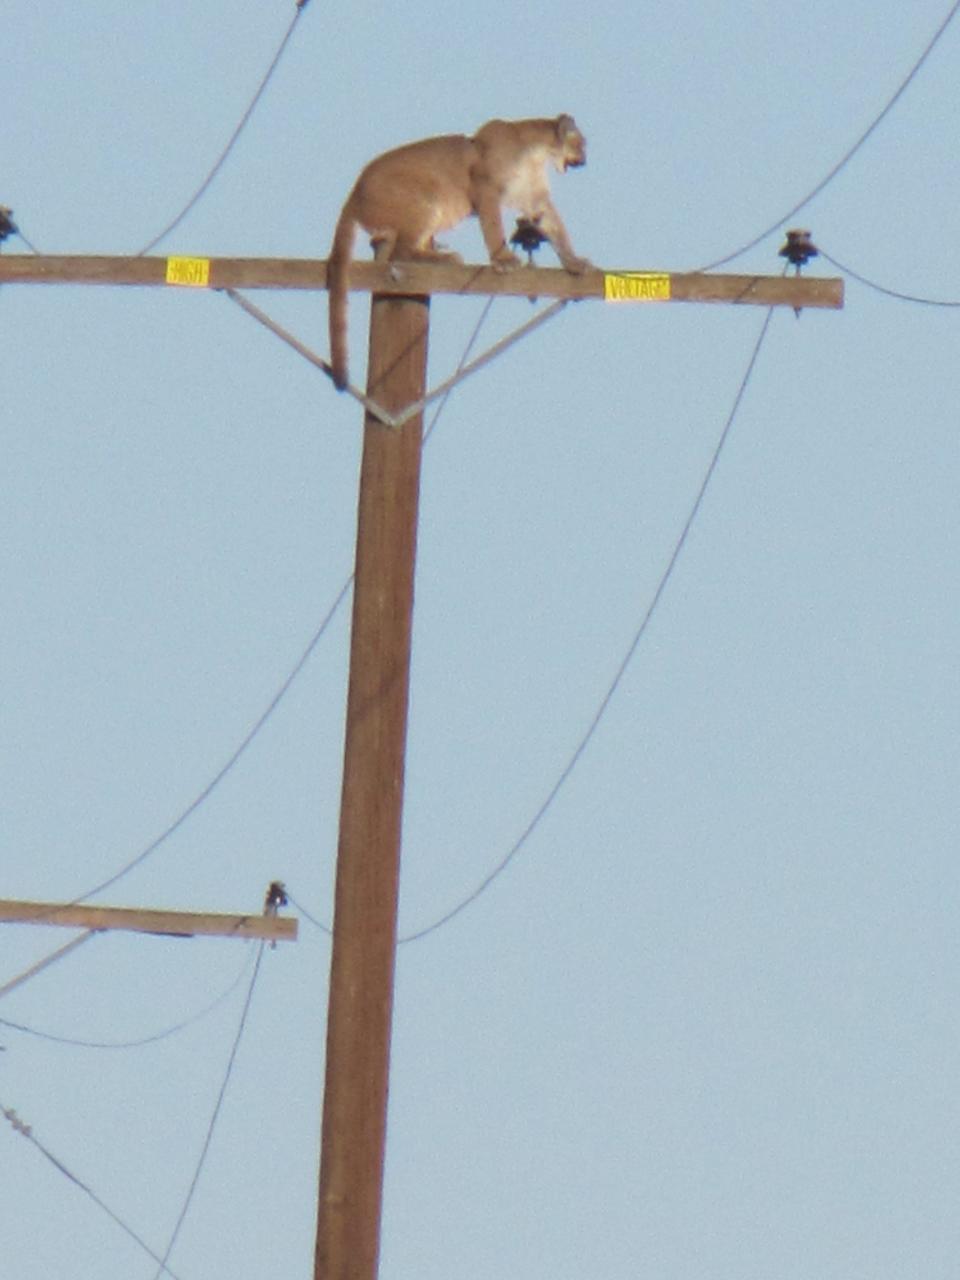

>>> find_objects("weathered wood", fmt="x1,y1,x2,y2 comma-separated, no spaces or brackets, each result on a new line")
0,255,843,308
0,898,297,941
314,292,429,1280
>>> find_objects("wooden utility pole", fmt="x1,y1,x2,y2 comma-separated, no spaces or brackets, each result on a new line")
0,252,844,1280
314,289,429,1280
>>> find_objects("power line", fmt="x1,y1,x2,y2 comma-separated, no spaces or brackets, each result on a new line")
67,587,350,907
424,297,496,443
0,945,255,1050
137,2,310,256
0,1100,185,1279
152,941,266,1280
697,0,960,271
256,302,499,943
4,6,308,259
14,259,786,935
67,298,497,909
398,305,778,944
286,890,332,937
819,247,960,306
292,304,777,944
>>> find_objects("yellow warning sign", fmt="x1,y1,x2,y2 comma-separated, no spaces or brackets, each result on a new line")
604,272,671,302
165,257,211,288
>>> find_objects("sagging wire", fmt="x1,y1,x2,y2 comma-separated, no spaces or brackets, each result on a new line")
151,940,267,1280
293,302,778,944
1,1100,185,1279
819,246,960,306
400,303,778,942
137,2,311,256
63,296,496,912
63,577,350,910
696,0,960,272
285,889,331,938
0,944,256,1050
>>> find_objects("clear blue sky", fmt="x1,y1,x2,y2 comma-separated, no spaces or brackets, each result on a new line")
3,1,960,1277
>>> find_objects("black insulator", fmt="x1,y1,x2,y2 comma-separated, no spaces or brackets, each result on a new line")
264,880,289,913
779,228,819,269
510,217,548,261
0,207,17,243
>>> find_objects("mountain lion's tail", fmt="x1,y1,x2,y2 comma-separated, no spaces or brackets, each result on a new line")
327,206,357,392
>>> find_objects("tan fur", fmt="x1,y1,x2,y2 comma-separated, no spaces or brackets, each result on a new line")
327,114,590,390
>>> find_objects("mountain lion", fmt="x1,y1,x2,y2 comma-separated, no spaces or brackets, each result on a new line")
327,114,590,391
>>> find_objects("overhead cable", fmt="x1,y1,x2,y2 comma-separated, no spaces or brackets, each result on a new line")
398,304,778,943
0,1100,184,1279
819,247,960,306
137,2,310,256
67,296,496,907
67,587,349,907
151,941,266,1280
0,945,255,1050
697,0,960,271
285,890,331,937
294,304,777,944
